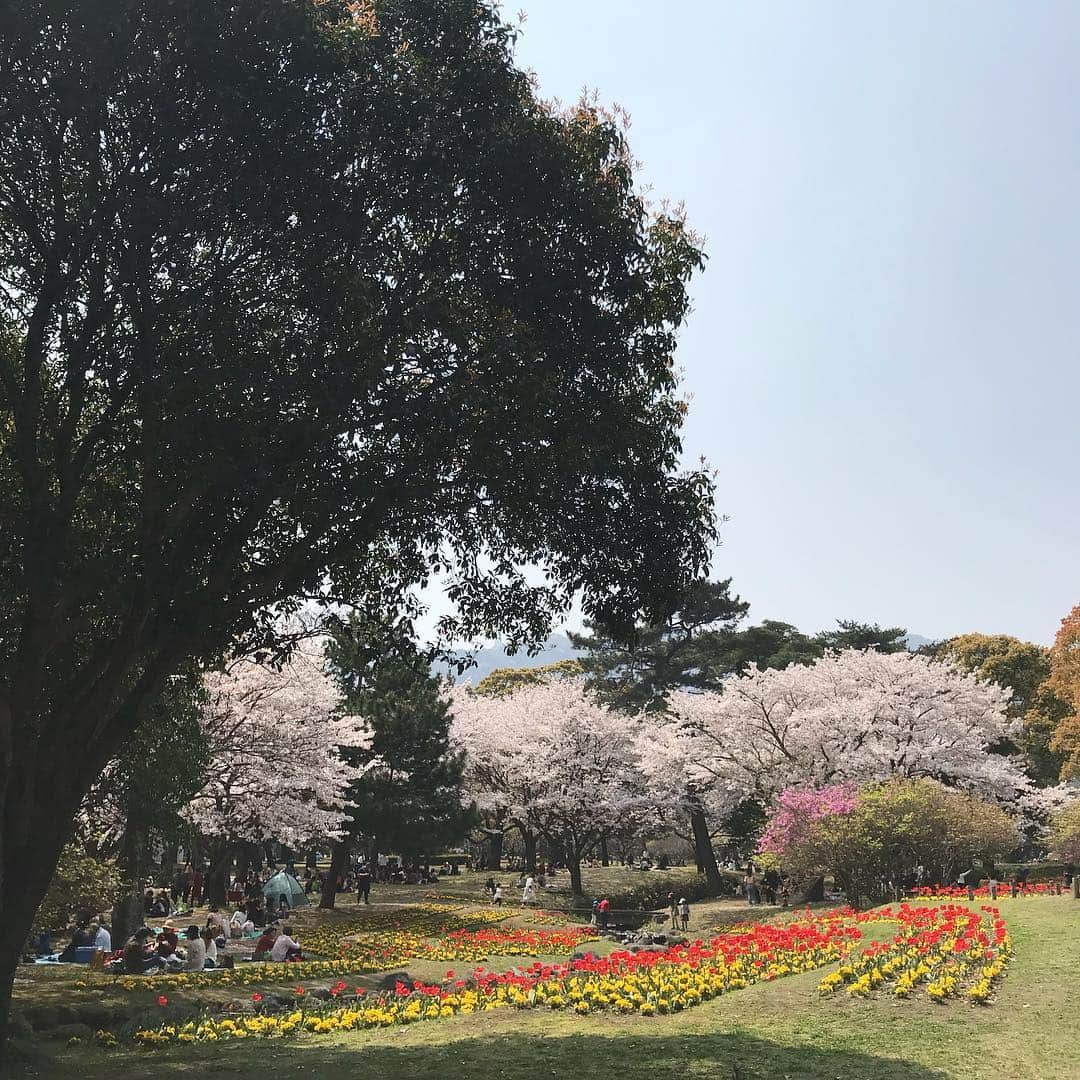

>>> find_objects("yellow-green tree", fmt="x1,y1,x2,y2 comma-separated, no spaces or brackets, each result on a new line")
1047,605,1080,780
474,659,584,697
938,633,1069,784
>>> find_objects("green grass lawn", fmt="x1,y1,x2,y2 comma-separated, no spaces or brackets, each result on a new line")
13,896,1080,1080
374,863,728,910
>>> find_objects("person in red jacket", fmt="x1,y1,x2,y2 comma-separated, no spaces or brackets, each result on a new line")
597,897,611,929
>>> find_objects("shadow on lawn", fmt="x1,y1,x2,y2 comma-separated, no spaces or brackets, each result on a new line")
26,1030,950,1080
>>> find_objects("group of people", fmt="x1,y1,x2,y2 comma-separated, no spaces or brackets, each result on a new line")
483,873,544,906
666,893,691,930
742,867,786,905
118,923,221,974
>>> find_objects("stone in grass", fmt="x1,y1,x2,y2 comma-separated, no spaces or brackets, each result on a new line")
377,971,415,993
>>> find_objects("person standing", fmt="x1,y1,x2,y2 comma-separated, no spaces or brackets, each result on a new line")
667,891,679,929
597,897,611,929
492,883,504,906
191,868,205,907
522,876,536,905
678,897,690,932
356,865,372,905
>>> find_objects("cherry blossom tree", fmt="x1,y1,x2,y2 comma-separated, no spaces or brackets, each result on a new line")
756,784,859,856
451,680,656,895
185,639,371,902
667,649,1038,812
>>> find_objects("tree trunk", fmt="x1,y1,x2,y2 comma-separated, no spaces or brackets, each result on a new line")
205,842,233,909
522,829,537,873
112,815,150,946
688,796,724,895
319,840,351,910
160,838,180,883
0,758,79,1070
599,835,610,867
306,848,319,870
487,829,503,871
235,844,252,885
568,853,584,896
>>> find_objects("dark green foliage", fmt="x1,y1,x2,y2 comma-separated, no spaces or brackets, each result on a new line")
0,0,715,1044
813,619,909,654
328,623,469,859
570,579,749,713
717,619,824,672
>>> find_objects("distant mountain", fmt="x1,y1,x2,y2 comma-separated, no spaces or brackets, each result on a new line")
904,634,935,652
435,632,584,686
438,630,938,685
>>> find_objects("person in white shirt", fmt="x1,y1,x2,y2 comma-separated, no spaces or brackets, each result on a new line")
201,927,218,966
182,926,206,971
229,909,250,938
270,926,302,962
90,922,112,952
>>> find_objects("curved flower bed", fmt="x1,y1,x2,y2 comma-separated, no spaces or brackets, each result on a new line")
133,912,860,1046
909,883,1061,899
817,904,1012,1003
81,912,597,996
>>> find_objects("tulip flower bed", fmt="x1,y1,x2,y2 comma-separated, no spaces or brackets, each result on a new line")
131,910,861,1046
909,883,1062,899
296,903,512,956
817,904,1012,1004
80,906,596,997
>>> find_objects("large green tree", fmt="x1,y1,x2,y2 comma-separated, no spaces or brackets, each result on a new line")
570,578,749,713
322,626,469,908
0,0,715,1051
937,633,1069,784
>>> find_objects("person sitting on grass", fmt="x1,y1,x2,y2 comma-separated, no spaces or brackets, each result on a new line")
201,926,218,968
86,920,111,954
122,928,167,974
182,925,206,971
156,922,179,958
270,925,302,962
229,908,253,938
491,883,503,906
253,927,278,961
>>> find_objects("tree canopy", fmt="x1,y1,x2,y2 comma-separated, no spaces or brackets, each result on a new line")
327,626,469,864
0,0,715,1041
938,632,1070,784
1047,605,1080,780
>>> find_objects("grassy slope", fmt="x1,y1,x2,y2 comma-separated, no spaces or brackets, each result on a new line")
23,897,1080,1080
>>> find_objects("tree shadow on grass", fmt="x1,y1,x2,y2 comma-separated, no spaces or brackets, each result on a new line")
26,1029,951,1080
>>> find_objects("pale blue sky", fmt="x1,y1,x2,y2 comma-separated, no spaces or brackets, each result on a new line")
508,0,1080,645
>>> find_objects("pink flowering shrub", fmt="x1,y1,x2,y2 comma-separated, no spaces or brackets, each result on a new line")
757,784,858,856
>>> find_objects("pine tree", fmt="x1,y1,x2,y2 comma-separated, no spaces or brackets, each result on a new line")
322,626,469,906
